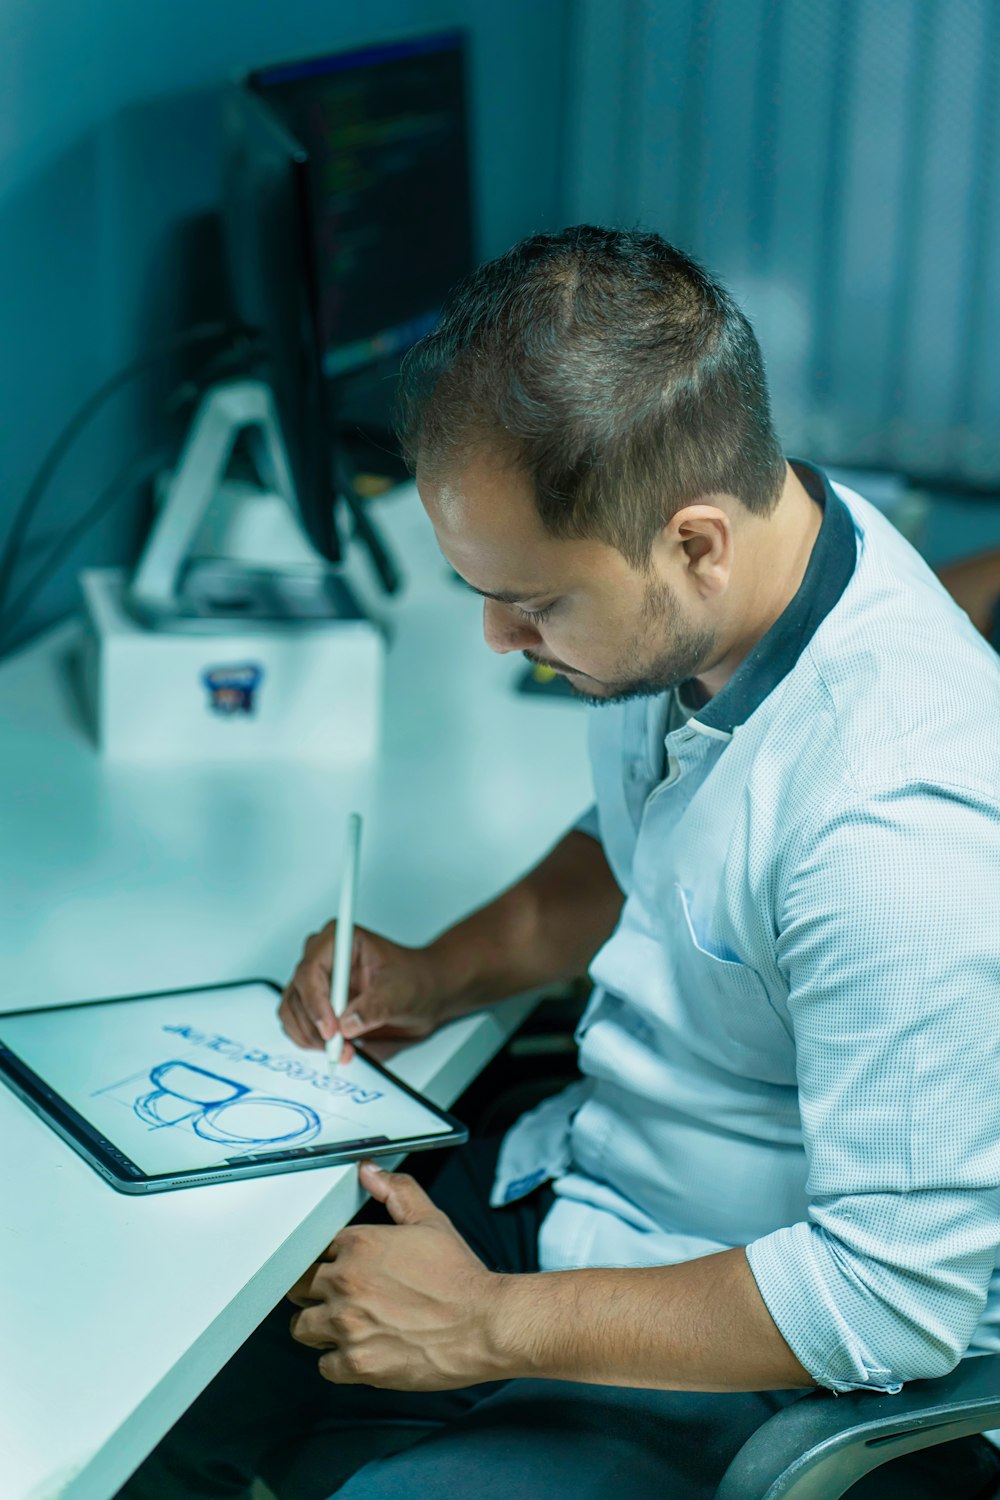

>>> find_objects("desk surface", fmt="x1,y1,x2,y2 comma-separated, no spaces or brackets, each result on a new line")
0,486,591,1500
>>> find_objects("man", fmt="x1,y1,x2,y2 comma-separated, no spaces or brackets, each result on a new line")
122,228,1000,1499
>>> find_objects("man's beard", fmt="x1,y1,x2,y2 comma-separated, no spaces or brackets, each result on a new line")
524,579,717,706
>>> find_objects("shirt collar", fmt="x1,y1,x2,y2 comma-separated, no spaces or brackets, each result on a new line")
686,460,858,738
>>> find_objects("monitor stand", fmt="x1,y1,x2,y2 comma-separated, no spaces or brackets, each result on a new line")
127,379,357,634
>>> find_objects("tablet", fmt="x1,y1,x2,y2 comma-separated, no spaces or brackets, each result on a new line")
0,979,467,1193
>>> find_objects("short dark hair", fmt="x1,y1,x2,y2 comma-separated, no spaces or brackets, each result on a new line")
395,225,786,565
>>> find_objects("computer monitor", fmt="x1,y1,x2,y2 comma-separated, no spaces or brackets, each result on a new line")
222,30,475,568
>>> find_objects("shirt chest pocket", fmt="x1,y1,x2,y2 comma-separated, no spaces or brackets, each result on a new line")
669,884,795,1082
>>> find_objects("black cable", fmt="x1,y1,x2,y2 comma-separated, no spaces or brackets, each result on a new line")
0,320,250,622
339,485,402,595
0,339,262,649
0,446,173,650
332,447,403,595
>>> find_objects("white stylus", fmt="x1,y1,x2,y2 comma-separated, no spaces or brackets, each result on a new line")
325,812,362,1073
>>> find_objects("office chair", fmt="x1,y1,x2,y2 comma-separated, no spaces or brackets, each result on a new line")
715,1354,1000,1498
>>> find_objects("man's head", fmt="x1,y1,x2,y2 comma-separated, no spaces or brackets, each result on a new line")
396,226,788,702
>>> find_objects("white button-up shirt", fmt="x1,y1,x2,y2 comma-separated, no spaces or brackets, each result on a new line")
492,462,1000,1394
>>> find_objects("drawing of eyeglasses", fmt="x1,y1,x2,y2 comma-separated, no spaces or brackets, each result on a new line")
134,1061,322,1147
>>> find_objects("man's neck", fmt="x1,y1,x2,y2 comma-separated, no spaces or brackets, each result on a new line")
693,464,823,700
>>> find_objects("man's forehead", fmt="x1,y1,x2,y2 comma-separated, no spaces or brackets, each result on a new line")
417,454,635,598
419,454,541,535
418,459,560,589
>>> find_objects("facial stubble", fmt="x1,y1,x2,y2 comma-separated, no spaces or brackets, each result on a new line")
526,577,717,706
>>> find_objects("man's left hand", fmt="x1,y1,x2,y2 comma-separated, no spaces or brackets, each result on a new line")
288,1161,508,1390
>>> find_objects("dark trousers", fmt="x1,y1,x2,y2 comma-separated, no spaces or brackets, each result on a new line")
118,1138,1000,1500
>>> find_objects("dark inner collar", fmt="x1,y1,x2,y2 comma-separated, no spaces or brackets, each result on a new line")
688,460,858,736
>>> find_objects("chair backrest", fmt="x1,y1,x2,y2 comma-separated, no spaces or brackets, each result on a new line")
715,1353,1000,1500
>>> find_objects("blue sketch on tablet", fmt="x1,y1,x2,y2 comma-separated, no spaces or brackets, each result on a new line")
126,1060,322,1148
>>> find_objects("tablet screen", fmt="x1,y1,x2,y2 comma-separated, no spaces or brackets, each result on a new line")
0,981,454,1177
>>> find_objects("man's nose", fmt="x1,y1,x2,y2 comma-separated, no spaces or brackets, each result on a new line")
482,598,540,655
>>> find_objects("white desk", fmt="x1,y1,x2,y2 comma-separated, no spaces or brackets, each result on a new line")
0,486,591,1500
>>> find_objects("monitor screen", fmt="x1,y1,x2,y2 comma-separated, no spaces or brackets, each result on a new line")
253,32,474,381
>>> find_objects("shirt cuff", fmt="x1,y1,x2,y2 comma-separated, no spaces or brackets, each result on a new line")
746,1223,904,1394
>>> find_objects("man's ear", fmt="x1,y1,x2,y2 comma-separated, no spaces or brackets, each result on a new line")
660,504,733,598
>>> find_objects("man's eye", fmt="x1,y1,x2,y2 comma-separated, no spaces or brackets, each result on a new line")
516,603,555,624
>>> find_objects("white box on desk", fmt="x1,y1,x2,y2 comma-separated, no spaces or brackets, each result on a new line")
79,568,384,761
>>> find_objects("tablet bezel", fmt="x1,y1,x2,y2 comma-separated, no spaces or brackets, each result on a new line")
0,978,469,1193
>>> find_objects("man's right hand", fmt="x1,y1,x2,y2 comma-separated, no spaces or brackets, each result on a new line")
280,830,622,1063
279,923,443,1063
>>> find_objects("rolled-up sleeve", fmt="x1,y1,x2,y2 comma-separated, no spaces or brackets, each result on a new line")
745,775,1000,1393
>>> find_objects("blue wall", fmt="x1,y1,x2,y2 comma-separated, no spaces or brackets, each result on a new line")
0,0,571,654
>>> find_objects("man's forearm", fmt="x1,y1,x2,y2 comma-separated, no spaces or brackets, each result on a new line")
486,1248,815,1392
426,830,623,1019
